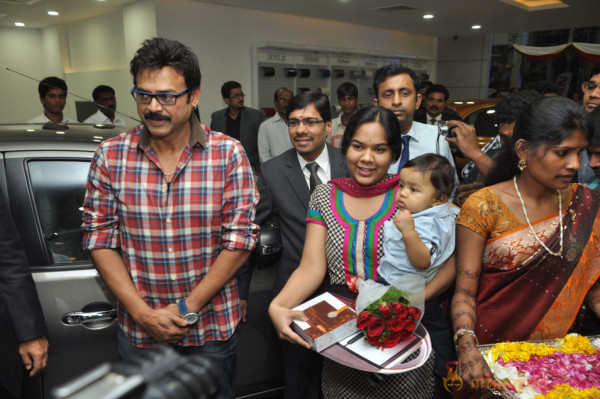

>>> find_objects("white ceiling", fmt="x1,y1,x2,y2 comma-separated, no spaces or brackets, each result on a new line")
0,0,598,37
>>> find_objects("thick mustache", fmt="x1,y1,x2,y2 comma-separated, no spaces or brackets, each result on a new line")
144,112,171,121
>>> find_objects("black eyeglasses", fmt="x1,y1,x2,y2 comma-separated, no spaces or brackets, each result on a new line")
287,119,325,128
583,81,600,92
229,93,245,100
130,87,189,105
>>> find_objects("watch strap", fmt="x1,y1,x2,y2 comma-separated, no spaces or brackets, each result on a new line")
177,297,189,316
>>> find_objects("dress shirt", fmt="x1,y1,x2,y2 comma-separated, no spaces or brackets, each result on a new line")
388,121,458,186
427,114,439,125
83,109,127,126
27,113,77,123
297,147,331,190
327,114,345,148
83,115,259,347
257,113,293,162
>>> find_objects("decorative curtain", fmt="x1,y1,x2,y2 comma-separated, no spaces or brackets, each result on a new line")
513,43,600,63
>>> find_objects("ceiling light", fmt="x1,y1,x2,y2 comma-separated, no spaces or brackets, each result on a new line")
15,22,25,27
423,14,434,19
48,11,59,16
472,25,482,30
498,0,568,11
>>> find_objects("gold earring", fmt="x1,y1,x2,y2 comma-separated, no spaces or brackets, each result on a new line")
518,159,527,171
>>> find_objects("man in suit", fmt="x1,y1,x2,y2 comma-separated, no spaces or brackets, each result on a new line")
210,81,265,171
256,91,348,399
414,84,463,125
0,189,49,399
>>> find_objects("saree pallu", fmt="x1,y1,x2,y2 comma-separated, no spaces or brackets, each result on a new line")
475,185,600,345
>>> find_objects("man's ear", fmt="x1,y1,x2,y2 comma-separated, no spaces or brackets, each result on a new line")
373,97,378,106
325,120,333,137
415,93,422,110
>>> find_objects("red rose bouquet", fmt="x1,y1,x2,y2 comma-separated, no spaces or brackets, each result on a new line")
355,276,425,349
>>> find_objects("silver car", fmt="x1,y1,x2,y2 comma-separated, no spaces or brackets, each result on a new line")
1,123,283,398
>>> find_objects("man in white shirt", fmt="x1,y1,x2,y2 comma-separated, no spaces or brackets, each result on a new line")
372,65,458,185
83,85,126,126
27,76,77,124
258,87,293,162
327,82,358,148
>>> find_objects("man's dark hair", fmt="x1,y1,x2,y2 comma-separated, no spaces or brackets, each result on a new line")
130,37,201,100
524,81,560,96
92,85,115,101
221,81,241,99
273,87,291,102
286,91,331,122
495,90,542,125
426,84,450,102
404,154,454,199
586,64,600,80
418,80,433,92
38,76,67,98
341,106,402,162
337,82,358,99
588,107,600,146
373,64,419,98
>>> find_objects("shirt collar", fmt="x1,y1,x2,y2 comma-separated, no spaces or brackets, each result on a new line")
296,145,330,171
138,114,206,150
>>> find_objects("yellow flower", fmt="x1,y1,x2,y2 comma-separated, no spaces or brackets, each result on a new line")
556,334,596,355
488,335,597,363
533,385,600,399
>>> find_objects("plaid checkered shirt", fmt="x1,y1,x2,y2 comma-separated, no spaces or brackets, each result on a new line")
82,116,259,347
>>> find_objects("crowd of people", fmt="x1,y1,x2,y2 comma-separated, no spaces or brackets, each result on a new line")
4,35,600,399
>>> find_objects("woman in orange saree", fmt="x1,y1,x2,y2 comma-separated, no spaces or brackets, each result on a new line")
451,97,600,396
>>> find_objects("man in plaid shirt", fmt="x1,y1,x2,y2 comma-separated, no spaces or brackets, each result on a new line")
82,37,258,398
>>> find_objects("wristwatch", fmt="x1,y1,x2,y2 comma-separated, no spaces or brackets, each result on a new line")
176,297,199,325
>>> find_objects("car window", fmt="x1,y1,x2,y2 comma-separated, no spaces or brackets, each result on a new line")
28,160,90,264
467,107,498,138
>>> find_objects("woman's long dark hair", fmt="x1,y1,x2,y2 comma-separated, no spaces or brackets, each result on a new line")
340,106,403,162
485,96,588,186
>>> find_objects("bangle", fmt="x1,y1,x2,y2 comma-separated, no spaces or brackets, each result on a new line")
454,328,478,350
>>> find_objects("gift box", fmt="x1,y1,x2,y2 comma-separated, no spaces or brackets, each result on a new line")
292,292,358,352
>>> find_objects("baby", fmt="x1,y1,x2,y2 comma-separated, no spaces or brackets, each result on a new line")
378,153,458,377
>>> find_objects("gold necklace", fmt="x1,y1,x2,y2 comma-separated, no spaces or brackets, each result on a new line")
164,169,176,177
513,176,563,257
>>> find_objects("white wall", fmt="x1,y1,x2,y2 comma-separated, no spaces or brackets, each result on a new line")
437,35,492,99
154,0,438,119
0,27,50,122
0,0,438,124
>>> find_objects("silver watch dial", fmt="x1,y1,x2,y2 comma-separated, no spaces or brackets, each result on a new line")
183,312,199,325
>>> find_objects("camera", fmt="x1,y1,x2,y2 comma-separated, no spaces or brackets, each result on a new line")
438,121,455,138
51,345,220,399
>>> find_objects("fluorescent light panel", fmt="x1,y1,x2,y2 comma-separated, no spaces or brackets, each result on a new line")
497,0,569,11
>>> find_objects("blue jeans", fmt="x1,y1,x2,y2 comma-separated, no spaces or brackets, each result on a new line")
118,327,238,399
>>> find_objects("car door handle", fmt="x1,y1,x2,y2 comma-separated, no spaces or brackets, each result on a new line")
62,309,117,325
